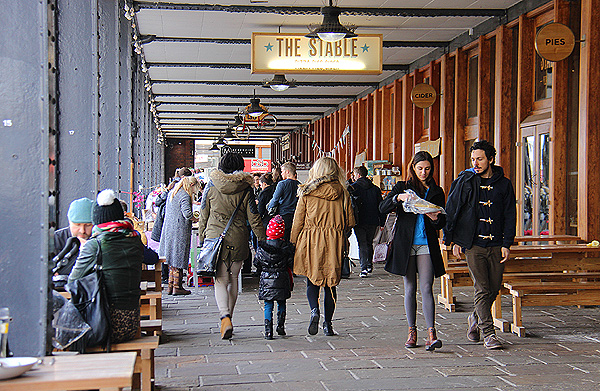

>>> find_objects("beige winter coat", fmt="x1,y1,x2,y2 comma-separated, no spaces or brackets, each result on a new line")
291,176,355,287
198,170,266,262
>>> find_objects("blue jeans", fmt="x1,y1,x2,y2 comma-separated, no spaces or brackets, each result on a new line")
264,300,286,321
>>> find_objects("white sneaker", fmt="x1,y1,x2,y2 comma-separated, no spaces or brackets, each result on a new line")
359,270,368,278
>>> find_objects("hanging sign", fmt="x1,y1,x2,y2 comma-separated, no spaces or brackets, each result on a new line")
414,138,441,158
221,144,255,158
410,84,437,108
281,133,291,151
535,22,575,62
251,33,383,75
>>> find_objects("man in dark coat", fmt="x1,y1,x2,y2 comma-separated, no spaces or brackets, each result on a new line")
349,166,385,277
53,197,94,276
268,162,301,241
444,140,516,350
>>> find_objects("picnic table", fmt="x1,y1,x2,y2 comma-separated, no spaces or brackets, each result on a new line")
0,351,136,391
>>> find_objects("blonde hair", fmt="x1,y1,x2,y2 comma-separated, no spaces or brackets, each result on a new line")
171,176,199,200
304,157,347,188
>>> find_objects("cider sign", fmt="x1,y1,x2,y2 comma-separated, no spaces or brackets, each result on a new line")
251,33,382,75
410,84,437,109
535,23,575,62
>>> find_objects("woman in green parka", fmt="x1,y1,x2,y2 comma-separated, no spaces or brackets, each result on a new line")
68,189,144,344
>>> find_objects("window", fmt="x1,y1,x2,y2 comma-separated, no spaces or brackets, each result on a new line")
467,55,479,118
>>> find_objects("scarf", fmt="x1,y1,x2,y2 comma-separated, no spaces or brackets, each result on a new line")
92,220,139,238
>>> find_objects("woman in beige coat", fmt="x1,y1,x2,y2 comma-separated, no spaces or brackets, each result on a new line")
291,157,355,336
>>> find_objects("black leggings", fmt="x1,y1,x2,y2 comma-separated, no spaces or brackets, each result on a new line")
306,278,337,322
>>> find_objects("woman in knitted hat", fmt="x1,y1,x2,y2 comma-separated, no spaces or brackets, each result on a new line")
68,189,144,344
159,175,200,295
253,215,295,339
291,157,355,336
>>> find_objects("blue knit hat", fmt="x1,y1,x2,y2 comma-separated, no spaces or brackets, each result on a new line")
67,198,94,224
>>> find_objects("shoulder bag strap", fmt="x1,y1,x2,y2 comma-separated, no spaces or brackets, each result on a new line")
219,187,250,239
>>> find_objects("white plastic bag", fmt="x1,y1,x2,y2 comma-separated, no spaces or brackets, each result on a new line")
402,189,446,215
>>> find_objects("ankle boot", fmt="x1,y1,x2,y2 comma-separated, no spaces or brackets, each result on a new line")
308,308,320,335
166,266,175,295
405,326,417,348
323,320,336,336
264,319,273,340
220,315,233,339
425,327,443,351
172,268,191,296
276,311,286,336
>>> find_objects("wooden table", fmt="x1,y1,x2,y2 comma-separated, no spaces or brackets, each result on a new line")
0,352,137,391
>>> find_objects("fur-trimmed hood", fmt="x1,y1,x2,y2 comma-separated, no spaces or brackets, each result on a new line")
298,173,344,201
209,169,253,195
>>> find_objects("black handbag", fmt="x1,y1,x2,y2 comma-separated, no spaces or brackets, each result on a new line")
65,238,110,350
197,188,249,276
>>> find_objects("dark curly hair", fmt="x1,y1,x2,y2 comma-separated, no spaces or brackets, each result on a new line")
470,140,496,163
219,152,245,174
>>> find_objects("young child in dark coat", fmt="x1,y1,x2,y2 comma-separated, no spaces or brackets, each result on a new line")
253,215,295,339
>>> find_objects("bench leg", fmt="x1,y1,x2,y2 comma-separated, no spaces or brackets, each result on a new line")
511,293,526,337
141,348,154,391
491,296,510,333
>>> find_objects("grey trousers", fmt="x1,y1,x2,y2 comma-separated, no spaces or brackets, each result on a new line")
465,245,505,337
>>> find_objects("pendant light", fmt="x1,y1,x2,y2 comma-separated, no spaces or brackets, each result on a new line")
262,74,297,92
306,0,357,43
233,114,245,131
224,125,234,139
247,90,267,117
209,140,220,151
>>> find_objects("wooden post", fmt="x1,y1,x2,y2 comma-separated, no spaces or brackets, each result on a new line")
440,54,455,193
478,36,491,142
494,25,514,178
578,0,600,241
366,94,374,160
454,49,467,176
402,74,414,177
392,79,403,168
382,86,392,162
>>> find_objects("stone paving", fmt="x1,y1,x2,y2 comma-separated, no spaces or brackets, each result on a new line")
155,267,600,390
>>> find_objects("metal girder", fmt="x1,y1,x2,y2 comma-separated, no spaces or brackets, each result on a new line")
134,2,505,17
150,36,449,48
0,0,51,356
157,110,324,116
151,79,380,87
160,120,309,125
147,62,408,71
157,101,339,108
154,93,356,99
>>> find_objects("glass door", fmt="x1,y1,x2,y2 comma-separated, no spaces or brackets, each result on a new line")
521,123,551,236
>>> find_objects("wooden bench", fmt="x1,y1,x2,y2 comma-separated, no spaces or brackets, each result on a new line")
87,335,159,391
504,278,600,337
140,291,162,320
140,319,162,336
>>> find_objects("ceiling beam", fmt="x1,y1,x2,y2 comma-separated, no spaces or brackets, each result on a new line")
153,93,356,99
147,62,409,71
157,110,324,116
151,80,380,87
150,37,450,48
134,2,505,17
156,101,339,108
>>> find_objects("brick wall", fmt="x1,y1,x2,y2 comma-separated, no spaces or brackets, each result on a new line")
164,138,195,182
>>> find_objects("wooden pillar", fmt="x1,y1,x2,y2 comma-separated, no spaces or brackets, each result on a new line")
345,106,352,170
382,86,392,162
392,79,403,168
358,98,367,160
413,70,424,143
578,0,600,241
440,54,455,193
430,61,442,184
494,25,514,177
550,0,571,235
351,101,359,167
366,94,374,160
517,14,534,125
373,88,383,160
454,49,468,176
478,36,491,142
402,74,414,176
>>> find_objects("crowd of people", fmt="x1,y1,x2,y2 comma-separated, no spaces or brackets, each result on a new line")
53,139,516,352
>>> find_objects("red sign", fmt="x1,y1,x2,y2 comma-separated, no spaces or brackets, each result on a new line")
244,158,271,173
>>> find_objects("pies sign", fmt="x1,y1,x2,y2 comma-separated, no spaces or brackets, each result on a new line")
535,22,575,62
410,84,437,109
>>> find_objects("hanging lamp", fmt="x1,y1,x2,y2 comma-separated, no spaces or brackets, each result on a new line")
306,0,357,43
262,74,297,92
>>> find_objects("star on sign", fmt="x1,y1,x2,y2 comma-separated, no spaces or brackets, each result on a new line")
265,43,273,52
361,44,369,53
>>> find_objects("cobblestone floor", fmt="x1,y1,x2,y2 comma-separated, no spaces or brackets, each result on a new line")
155,266,600,390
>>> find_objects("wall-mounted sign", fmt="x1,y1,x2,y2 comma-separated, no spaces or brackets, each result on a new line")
535,22,575,62
410,83,437,108
252,33,383,75
281,133,290,151
244,158,271,173
221,144,255,158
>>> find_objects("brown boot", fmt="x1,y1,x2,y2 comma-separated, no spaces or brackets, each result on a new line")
166,266,174,295
172,268,191,296
425,327,443,351
405,326,417,348
220,315,233,339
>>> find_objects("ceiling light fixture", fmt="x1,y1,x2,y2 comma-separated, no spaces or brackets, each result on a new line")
224,125,234,139
306,0,357,43
216,136,227,146
246,90,267,117
262,74,297,92
209,142,220,151
233,114,245,131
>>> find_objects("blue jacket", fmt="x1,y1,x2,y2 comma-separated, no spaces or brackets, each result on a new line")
268,179,300,216
443,166,516,249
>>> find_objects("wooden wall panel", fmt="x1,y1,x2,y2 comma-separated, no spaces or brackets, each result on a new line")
517,15,534,124
366,94,374,160
440,54,455,193
454,49,468,176
494,25,514,177
373,88,383,160
358,98,367,159
578,0,600,241
392,79,403,167
402,74,414,176
478,36,491,141
382,86,392,162
413,70,424,143
350,101,359,167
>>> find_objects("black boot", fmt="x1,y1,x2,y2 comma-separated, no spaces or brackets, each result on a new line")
323,320,336,336
264,319,273,340
308,308,320,335
276,311,286,336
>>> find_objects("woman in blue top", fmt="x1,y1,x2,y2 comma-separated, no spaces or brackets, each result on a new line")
379,151,446,351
